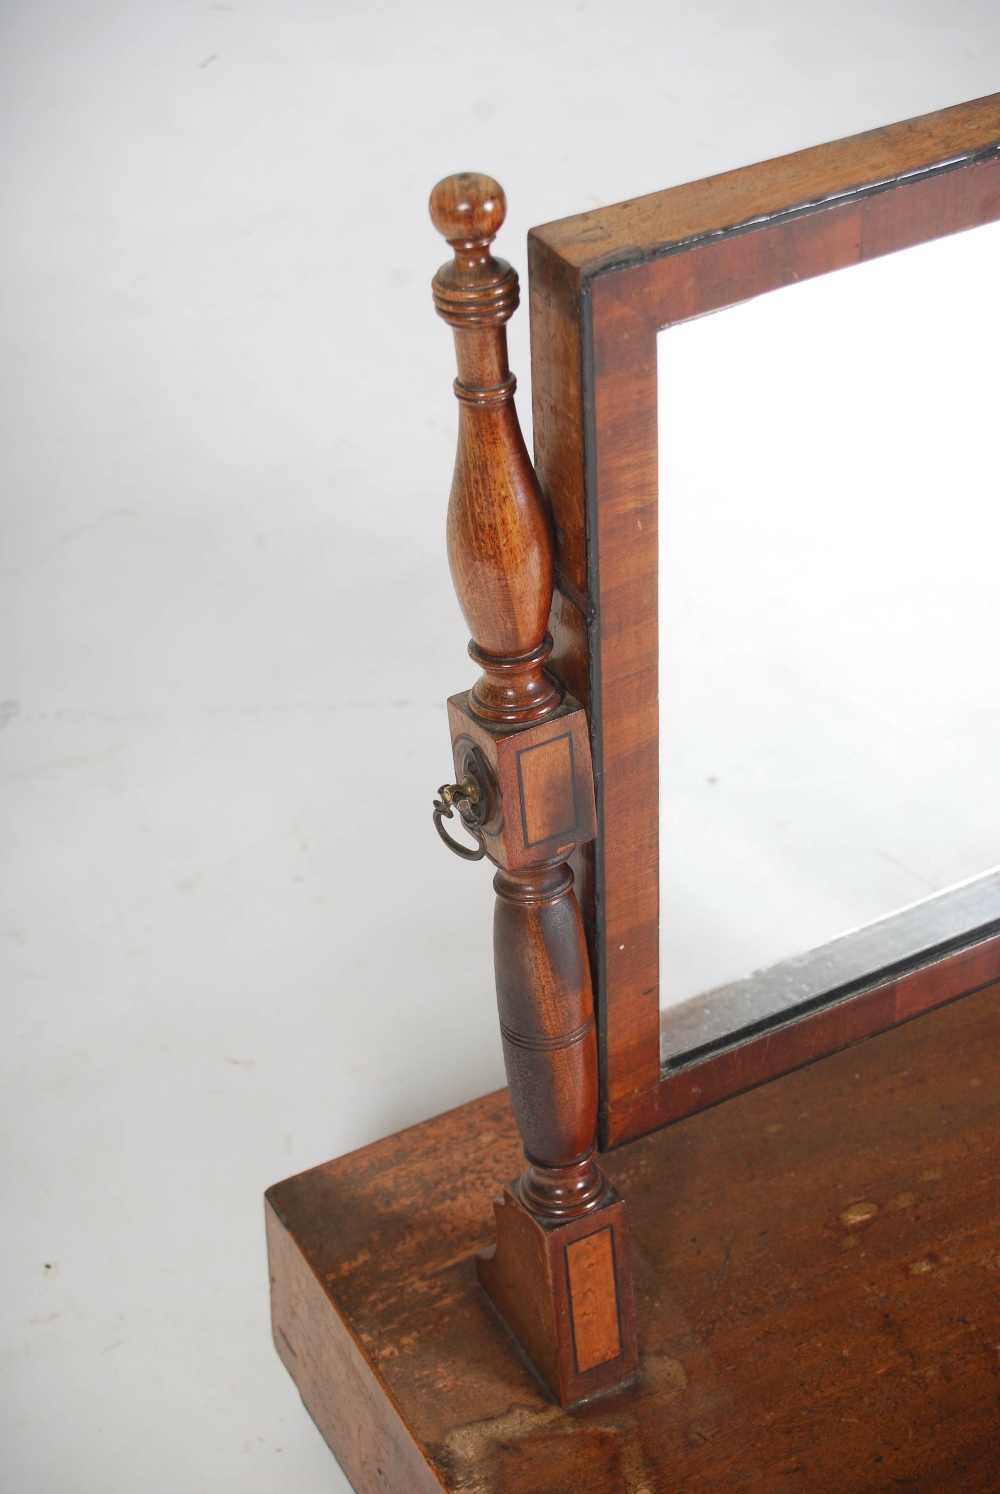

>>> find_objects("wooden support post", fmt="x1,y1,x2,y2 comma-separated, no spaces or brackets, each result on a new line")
429,173,638,1407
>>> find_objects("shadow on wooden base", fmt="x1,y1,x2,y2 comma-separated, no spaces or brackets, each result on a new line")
477,1181,638,1406
267,982,1000,1494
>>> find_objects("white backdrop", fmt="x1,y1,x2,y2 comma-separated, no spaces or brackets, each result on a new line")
2,3,998,1490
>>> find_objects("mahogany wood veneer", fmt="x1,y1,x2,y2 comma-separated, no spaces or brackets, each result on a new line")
268,981,1000,1492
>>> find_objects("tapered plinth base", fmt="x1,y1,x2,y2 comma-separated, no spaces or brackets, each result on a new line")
476,1181,637,1406
266,983,1000,1494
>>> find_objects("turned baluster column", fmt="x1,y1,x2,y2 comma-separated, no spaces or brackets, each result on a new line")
430,173,602,1218
432,175,558,727
429,174,637,1405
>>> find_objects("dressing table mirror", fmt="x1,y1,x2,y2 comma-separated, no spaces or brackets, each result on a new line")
267,95,1000,1492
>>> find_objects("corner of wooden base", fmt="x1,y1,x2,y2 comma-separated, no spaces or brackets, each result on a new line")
476,1180,639,1408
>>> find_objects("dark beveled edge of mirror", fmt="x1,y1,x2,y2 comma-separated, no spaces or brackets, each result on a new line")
528,93,1000,1149
661,872,1000,1068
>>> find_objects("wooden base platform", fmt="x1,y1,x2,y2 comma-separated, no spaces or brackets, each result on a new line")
266,984,1000,1493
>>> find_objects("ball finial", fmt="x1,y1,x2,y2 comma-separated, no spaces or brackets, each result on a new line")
429,173,506,248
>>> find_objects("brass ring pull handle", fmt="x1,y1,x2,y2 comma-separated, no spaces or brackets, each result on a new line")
433,775,487,861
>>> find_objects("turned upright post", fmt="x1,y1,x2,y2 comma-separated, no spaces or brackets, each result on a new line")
429,173,638,1406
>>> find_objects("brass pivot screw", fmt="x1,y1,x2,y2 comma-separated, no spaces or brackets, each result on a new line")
438,776,481,811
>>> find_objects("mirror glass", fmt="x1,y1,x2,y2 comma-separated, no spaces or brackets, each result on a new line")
657,219,1000,1053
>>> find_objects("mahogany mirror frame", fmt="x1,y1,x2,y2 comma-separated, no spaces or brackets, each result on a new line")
528,92,1000,1152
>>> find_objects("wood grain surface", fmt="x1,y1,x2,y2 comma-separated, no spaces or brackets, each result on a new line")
268,980,1000,1493
532,92,1000,276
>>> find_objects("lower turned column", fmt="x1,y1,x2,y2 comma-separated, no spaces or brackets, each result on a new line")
477,860,638,1406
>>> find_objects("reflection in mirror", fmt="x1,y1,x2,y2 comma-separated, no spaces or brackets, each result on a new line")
657,219,1000,1058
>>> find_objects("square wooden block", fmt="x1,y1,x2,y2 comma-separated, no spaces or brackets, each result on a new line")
447,691,597,870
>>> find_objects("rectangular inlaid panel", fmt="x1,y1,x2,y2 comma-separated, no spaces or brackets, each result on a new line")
564,1226,621,1373
516,732,577,847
